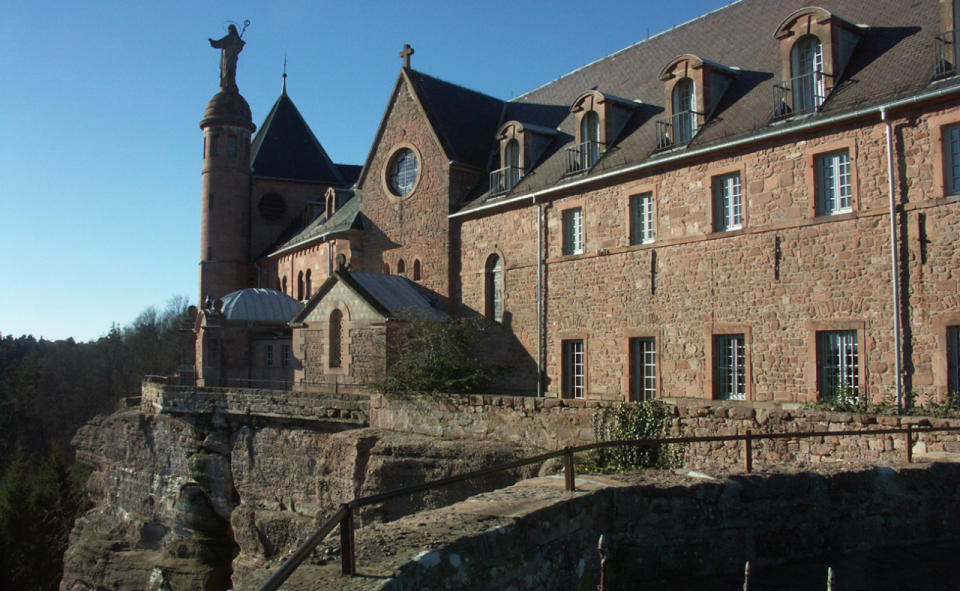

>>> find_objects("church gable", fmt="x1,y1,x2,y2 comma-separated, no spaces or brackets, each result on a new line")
304,280,383,326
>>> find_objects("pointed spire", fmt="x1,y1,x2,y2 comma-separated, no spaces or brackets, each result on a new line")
282,54,288,95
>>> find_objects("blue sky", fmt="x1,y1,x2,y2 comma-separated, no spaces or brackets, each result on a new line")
0,0,729,341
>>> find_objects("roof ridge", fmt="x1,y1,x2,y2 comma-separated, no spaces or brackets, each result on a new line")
511,0,747,102
408,68,506,103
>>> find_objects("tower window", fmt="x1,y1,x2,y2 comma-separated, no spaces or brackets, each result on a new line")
305,269,312,299
227,135,238,156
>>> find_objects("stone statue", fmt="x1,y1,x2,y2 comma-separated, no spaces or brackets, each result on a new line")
209,23,246,90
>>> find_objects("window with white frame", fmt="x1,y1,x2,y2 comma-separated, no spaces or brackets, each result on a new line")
562,208,584,255
948,326,960,393
630,192,655,245
715,334,746,400
791,35,825,114
817,150,853,215
946,124,960,195
630,337,657,401
672,78,697,144
563,339,585,399
818,330,859,400
265,344,274,368
714,172,743,231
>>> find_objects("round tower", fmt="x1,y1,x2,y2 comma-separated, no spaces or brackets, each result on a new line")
198,81,256,305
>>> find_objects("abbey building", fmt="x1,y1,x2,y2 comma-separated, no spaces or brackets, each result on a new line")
190,0,960,405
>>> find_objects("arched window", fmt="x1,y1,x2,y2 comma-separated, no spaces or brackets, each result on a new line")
329,309,343,368
485,254,503,322
504,139,521,189
383,262,391,274
672,78,696,144
297,271,304,300
305,269,312,298
412,259,422,281
397,259,406,275
282,275,288,295
326,195,334,216
580,111,601,167
791,36,825,114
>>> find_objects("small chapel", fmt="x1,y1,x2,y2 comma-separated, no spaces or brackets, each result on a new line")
188,0,960,405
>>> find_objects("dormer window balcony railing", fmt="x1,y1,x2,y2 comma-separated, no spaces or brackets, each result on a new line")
489,165,523,196
565,140,605,175
935,30,958,78
772,71,832,119
655,110,705,150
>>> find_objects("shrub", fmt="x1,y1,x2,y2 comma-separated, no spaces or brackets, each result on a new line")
584,400,684,472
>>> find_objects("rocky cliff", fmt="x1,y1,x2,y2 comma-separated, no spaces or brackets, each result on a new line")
61,408,537,590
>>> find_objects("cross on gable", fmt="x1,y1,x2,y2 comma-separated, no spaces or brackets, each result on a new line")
400,44,414,69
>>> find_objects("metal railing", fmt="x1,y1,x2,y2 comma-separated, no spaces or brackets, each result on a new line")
489,165,523,195
257,422,960,590
655,110,704,150
772,71,832,118
936,30,958,78
565,140,605,174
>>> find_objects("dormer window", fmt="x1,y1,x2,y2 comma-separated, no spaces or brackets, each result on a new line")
490,120,556,196
567,90,638,174
935,1,960,77
656,55,735,150
773,7,863,119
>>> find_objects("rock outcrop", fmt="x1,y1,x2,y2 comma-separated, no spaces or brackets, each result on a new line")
61,409,537,590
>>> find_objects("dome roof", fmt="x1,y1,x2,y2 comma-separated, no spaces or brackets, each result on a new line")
220,288,302,323
201,90,255,131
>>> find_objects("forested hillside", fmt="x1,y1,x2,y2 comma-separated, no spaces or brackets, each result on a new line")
0,297,189,590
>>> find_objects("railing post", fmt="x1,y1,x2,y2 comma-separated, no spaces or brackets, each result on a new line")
563,447,575,492
744,430,753,474
906,424,913,464
339,503,356,576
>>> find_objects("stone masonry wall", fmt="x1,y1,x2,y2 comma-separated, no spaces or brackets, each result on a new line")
370,392,960,470
142,382,369,424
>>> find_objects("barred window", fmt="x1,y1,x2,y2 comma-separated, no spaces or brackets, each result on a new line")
630,192,655,245
715,334,746,400
818,330,859,400
563,339,585,399
817,150,853,215
630,338,657,401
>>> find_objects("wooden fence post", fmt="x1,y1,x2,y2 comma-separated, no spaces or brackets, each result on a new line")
744,430,753,474
564,447,575,491
340,503,355,576
906,424,913,463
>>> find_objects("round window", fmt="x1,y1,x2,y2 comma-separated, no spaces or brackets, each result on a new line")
258,193,286,220
388,148,419,196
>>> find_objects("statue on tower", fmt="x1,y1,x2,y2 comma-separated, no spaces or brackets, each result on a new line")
209,21,248,90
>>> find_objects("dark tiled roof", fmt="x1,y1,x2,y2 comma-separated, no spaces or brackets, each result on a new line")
292,270,447,324
251,91,346,184
406,69,506,170
336,164,363,186
455,0,954,214
268,191,363,256
220,288,302,323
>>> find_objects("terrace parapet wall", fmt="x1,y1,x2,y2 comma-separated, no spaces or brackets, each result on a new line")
369,392,960,470
142,381,369,425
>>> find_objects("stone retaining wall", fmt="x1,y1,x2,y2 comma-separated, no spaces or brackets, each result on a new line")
141,382,369,424
370,392,960,469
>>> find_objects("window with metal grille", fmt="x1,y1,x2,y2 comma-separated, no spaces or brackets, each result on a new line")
714,173,743,231
946,124,960,195
563,339,585,399
949,326,960,393
630,192,655,245
485,254,503,322
672,78,697,144
715,334,746,400
817,150,853,215
329,310,343,368
562,208,584,255
818,330,859,400
265,344,273,368
791,36,825,113
630,338,657,401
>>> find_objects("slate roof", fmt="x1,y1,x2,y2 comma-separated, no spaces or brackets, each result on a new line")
452,0,959,213
405,69,505,170
220,288,303,323
292,270,448,324
267,191,364,257
251,91,346,184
